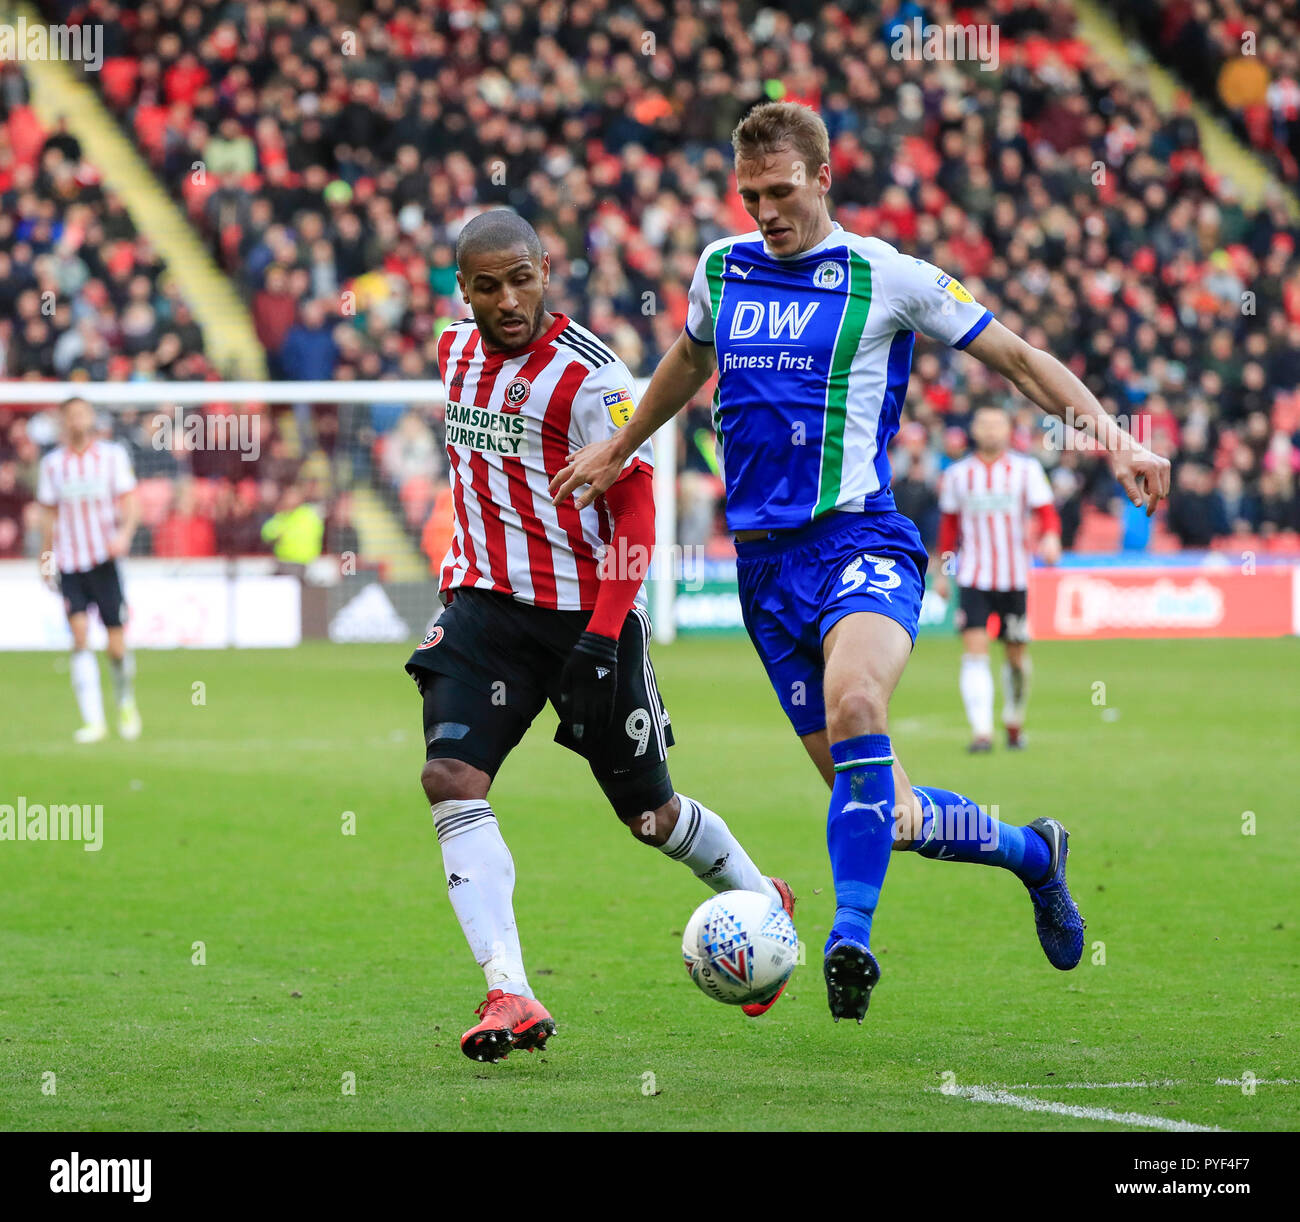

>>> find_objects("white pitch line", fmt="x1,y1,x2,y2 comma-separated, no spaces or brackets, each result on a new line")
985,1079,1297,1091
993,1080,1185,1090
938,1085,1225,1132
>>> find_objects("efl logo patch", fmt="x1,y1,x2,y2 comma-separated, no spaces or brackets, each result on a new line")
417,626,444,650
603,386,635,427
503,376,530,407
936,272,974,304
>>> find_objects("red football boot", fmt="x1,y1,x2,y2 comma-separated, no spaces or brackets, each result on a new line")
742,877,797,1018
460,990,556,1062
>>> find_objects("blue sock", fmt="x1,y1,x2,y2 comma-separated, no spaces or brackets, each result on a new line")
909,786,1051,883
825,734,896,954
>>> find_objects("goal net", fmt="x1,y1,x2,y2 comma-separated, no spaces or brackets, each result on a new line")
0,380,686,650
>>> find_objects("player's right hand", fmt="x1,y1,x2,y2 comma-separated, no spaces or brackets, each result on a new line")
549,438,626,510
1109,439,1171,518
932,572,950,601
38,554,59,593
557,630,619,741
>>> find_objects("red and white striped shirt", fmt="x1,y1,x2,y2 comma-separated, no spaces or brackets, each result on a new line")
938,451,1054,591
436,313,653,610
37,440,137,574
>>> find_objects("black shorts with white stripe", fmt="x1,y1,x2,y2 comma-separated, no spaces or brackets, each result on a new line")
406,589,675,815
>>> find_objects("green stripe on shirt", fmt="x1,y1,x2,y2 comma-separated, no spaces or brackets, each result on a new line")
815,252,873,517
704,242,737,337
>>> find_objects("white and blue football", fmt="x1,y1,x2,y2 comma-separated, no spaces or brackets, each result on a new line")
682,889,799,1005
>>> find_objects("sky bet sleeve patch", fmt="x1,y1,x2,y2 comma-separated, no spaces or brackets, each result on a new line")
936,272,974,304
603,386,635,427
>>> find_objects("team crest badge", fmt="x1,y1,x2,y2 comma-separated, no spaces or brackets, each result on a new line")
417,626,444,650
814,260,845,289
503,377,531,407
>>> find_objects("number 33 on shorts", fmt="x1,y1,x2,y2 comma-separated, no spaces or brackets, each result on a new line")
837,553,901,603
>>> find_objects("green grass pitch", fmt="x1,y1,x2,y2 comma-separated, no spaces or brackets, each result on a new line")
1,634,1296,1131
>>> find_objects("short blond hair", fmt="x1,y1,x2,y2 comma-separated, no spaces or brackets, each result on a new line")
731,102,830,178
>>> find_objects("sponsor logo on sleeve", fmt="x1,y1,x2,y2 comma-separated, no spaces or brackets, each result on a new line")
603,386,635,427
936,272,974,304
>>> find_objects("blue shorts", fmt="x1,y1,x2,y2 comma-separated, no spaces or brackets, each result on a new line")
735,510,928,736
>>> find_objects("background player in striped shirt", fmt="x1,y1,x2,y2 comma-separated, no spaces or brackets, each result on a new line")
554,102,1170,1024
37,397,142,745
935,406,1061,753
404,211,792,1062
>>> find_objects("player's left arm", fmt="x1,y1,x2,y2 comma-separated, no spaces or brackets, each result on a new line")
1024,459,1062,563
556,466,654,741
111,445,140,558
112,490,139,558
965,320,1171,516
556,363,656,738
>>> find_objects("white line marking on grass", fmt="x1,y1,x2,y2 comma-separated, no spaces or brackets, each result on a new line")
937,1085,1225,1132
986,1079,1296,1091
995,1080,1184,1090
1215,1078,1297,1086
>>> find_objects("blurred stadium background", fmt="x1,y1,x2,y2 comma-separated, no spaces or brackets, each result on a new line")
2,0,1300,650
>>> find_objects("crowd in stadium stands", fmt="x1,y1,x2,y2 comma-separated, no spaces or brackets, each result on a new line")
1118,1,1300,185
3,0,1299,572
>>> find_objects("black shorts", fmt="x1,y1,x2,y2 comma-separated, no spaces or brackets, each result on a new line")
957,586,1029,643
61,560,126,628
404,588,675,818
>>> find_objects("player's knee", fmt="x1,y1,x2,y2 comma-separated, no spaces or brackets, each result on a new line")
826,683,888,739
420,757,487,805
624,794,680,846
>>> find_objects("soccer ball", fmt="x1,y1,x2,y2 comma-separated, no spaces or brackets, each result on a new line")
682,889,799,1006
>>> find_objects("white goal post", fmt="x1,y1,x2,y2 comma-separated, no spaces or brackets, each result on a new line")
0,378,679,642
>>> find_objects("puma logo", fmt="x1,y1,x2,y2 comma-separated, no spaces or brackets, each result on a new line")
843,799,891,823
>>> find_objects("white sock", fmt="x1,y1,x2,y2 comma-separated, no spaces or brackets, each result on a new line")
110,651,136,707
431,799,532,998
70,650,105,727
658,795,777,901
1001,657,1032,728
960,654,995,740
